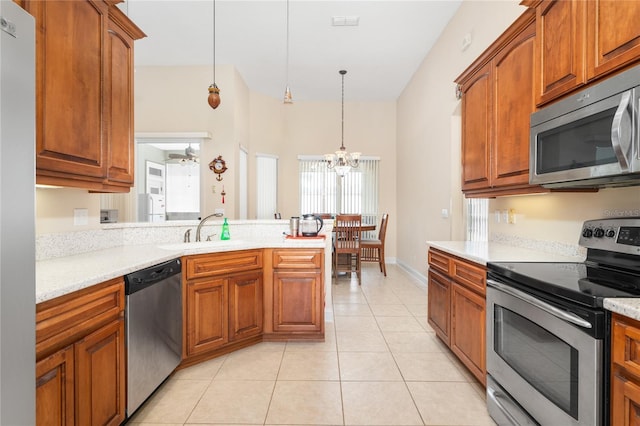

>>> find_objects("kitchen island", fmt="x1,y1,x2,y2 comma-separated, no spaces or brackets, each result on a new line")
35,220,331,425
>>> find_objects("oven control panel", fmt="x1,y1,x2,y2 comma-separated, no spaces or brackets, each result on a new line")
580,217,640,255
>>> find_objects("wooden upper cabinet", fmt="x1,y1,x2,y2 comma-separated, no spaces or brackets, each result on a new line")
105,8,143,187
460,63,492,192
493,21,535,188
32,0,107,181
534,0,586,106
586,0,640,80
20,0,145,192
457,10,537,197
532,0,640,106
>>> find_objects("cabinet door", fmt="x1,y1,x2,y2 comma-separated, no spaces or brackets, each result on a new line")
534,0,586,105
450,282,486,385
30,0,108,181
273,270,323,333
36,346,74,426
492,21,535,188
104,17,135,186
586,0,640,80
186,278,229,356
229,272,263,341
427,269,450,346
75,319,125,426
611,373,640,426
460,63,492,191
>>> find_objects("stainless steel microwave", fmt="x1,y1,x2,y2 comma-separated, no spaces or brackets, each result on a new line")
530,65,640,188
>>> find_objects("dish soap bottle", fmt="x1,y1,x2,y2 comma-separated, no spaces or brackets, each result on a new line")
221,218,231,240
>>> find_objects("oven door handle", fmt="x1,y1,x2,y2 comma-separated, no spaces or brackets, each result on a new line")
487,386,529,426
488,279,592,329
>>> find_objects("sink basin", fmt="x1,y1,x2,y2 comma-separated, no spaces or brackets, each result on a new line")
159,240,246,251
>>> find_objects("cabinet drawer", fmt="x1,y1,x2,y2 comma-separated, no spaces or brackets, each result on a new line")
185,250,263,280
273,249,323,269
612,313,640,379
428,249,451,274
451,258,486,295
36,278,124,359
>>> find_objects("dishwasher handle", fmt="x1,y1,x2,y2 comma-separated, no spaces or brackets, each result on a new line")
125,258,182,295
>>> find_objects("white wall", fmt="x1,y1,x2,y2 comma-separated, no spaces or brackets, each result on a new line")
396,1,640,277
396,1,525,275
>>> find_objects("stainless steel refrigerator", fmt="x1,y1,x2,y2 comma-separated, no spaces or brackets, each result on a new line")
0,1,36,423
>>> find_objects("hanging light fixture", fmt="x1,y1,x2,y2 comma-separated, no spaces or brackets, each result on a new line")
283,0,293,104
325,70,360,176
207,0,221,109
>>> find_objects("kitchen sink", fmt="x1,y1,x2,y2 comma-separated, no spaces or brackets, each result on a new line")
158,240,247,251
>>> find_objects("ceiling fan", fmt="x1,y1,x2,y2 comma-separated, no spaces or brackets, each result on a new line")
168,144,199,162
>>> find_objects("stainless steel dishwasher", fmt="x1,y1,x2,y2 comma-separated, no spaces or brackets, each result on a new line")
124,258,182,417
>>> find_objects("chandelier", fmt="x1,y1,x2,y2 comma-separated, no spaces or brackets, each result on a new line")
325,70,360,176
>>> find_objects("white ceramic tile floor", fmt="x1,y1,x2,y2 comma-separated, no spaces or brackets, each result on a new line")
126,263,496,425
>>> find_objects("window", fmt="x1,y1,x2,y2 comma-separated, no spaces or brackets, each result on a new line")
299,156,379,233
466,198,488,241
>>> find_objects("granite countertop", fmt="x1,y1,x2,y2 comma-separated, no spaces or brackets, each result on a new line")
36,237,327,304
427,241,640,320
604,299,640,321
427,240,585,265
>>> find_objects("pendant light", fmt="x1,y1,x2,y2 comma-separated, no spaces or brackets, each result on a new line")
325,70,360,176
207,0,221,109
283,0,293,104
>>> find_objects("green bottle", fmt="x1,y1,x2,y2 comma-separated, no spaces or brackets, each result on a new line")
221,218,231,240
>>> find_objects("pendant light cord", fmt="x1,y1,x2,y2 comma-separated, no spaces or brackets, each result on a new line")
213,0,216,84
285,0,290,85
341,70,346,149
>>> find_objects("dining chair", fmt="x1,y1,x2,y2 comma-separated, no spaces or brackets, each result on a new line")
361,213,389,276
333,214,362,284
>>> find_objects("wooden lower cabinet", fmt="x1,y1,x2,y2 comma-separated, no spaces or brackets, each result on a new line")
182,248,325,362
36,346,74,426
611,313,640,425
427,248,486,385
229,272,263,341
427,269,451,346
35,278,125,426
450,282,486,384
186,277,229,356
183,250,264,364
75,319,125,426
273,270,323,333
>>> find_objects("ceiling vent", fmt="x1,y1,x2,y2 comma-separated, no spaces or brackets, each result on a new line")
332,16,359,27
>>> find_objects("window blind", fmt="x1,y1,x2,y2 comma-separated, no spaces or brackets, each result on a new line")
256,154,278,219
466,198,488,241
299,157,379,238
239,148,248,219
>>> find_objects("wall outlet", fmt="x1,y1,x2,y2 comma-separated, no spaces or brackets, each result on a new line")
494,210,501,223
508,208,516,224
73,208,89,226
211,185,216,194
501,210,509,223
441,208,449,218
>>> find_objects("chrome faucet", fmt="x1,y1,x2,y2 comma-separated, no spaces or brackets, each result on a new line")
195,213,220,242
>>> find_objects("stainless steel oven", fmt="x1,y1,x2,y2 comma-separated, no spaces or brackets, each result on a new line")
487,277,603,425
530,65,640,188
486,217,640,426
